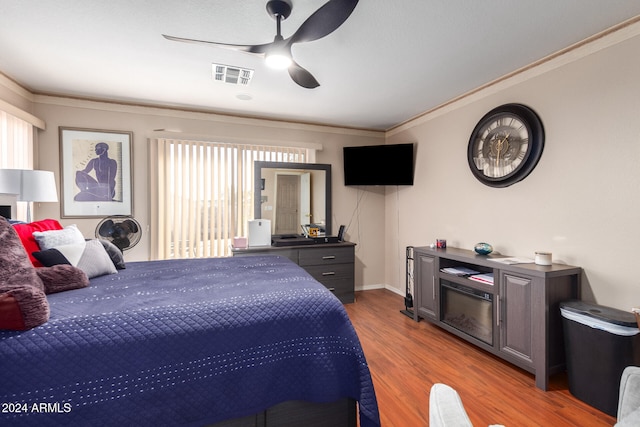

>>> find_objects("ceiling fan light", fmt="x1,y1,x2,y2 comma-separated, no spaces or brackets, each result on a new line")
265,52,292,69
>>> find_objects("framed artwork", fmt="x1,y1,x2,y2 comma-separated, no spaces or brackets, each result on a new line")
59,127,133,218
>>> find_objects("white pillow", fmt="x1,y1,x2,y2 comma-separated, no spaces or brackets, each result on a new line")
33,224,84,250
75,240,117,278
32,239,117,279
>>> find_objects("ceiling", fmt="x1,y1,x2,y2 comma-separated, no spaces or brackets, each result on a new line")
1,1,640,131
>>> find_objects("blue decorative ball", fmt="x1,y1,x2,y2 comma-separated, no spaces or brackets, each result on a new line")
474,242,493,255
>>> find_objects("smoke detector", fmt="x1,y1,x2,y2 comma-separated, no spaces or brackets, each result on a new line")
212,63,254,86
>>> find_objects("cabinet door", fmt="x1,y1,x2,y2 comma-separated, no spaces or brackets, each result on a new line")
500,273,533,365
415,254,437,321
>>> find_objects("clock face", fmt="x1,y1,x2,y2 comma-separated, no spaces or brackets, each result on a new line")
467,104,544,187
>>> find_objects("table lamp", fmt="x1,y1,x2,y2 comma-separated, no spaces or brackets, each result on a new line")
0,169,58,222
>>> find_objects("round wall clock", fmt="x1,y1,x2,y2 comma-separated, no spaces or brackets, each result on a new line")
467,103,544,187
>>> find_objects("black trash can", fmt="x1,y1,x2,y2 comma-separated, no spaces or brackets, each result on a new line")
560,300,640,417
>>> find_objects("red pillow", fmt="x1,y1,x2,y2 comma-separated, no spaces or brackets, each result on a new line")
12,219,63,267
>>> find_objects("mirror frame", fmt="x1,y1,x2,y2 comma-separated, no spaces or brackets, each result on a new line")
254,161,332,237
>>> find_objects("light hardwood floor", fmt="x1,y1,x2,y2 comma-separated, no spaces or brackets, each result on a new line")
344,289,616,427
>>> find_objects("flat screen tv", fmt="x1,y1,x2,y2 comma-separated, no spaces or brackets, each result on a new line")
343,143,414,186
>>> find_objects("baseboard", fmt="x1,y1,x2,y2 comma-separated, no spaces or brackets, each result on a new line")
356,284,384,292
385,285,405,297
355,284,405,297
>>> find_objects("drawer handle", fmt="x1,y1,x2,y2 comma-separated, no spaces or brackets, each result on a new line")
328,287,336,292
322,271,336,276
322,255,336,260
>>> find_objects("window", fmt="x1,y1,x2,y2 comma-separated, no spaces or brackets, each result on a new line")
150,138,309,259
0,110,34,220
0,110,34,168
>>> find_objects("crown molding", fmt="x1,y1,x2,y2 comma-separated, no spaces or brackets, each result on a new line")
387,14,640,136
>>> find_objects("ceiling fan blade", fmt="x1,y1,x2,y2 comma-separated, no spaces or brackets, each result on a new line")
162,34,271,54
288,0,359,45
288,61,320,88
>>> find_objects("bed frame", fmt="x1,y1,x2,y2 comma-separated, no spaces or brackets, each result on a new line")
210,398,356,427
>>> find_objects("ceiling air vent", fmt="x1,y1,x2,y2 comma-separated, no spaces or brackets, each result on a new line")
212,63,254,86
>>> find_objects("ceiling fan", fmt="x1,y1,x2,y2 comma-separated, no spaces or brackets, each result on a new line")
162,0,359,89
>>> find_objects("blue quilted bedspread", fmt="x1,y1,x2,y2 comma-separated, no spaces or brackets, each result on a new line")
0,256,379,427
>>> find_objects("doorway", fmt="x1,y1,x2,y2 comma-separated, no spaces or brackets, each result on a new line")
274,172,311,235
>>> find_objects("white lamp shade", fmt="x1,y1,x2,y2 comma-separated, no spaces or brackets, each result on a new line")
0,169,58,202
0,169,21,194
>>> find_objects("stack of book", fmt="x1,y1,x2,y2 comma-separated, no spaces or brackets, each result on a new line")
440,266,494,285
440,267,480,276
469,273,494,285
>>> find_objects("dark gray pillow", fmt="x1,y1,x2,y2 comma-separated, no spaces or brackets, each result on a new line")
96,239,126,269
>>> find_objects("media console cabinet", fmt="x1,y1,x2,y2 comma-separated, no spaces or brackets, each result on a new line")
232,242,355,304
413,246,581,390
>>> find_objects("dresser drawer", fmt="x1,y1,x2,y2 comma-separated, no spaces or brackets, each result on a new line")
304,268,354,303
232,249,299,263
323,278,355,304
319,277,353,293
304,263,354,283
298,246,354,266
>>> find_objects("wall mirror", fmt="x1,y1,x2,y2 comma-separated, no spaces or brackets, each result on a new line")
254,161,332,237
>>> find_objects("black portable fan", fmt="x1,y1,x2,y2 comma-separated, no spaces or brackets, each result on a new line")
96,216,142,252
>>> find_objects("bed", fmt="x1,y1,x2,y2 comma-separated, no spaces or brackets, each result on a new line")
0,254,380,427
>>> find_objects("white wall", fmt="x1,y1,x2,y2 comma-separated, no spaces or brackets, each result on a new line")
384,25,640,310
3,21,640,309
23,97,385,290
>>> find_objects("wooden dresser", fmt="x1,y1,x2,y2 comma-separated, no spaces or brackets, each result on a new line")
232,242,355,303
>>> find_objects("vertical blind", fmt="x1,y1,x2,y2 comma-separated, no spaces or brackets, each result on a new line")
0,110,34,220
0,111,33,168
150,138,308,259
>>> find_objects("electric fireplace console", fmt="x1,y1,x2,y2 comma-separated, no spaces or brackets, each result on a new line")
413,246,581,391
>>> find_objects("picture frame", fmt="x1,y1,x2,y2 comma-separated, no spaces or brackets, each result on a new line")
59,127,133,218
